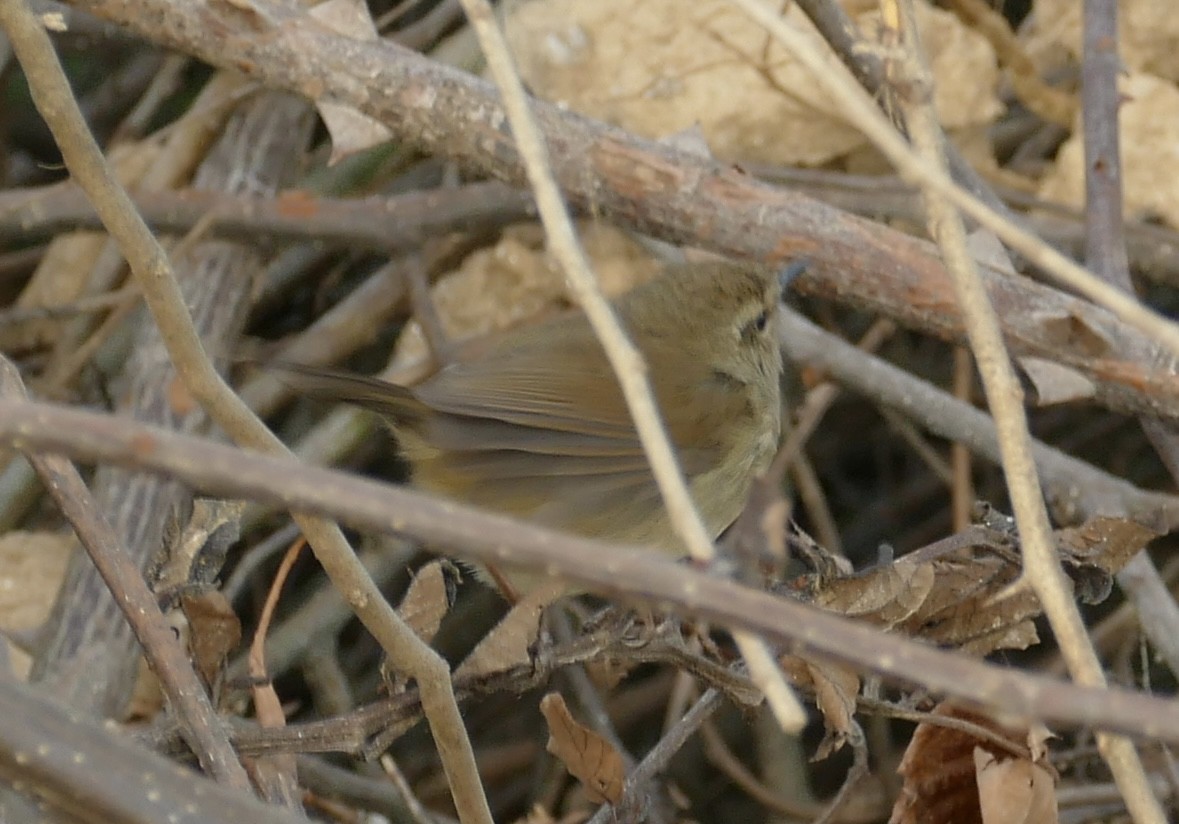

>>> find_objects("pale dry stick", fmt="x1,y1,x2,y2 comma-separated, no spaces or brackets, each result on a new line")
248,537,305,809
725,0,1179,362
887,0,1163,820
0,4,494,823
950,348,975,531
1079,0,1179,690
788,452,843,555
455,0,806,732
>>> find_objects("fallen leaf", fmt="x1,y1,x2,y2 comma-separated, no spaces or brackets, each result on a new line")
181,590,242,687
307,0,393,163
890,703,1058,824
1055,516,1157,573
455,581,559,679
814,555,934,628
782,656,859,760
1016,357,1097,405
974,747,1058,824
396,560,457,645
540,693,625,804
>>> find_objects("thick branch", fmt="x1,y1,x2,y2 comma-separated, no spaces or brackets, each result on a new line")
62,0,1179,427
2,397,1178,744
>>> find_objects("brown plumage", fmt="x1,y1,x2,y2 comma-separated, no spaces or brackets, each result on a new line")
280,261,785,593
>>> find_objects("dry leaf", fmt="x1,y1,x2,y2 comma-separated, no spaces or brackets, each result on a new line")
540,693,625,804
974,747,1058,824
814,555,935,628
1055,516,1157,573
307,0,393,163
1056,516,1157,604
782,657,859,759
455,581,559,679
0,531,73,678
890,704,1058,824
180,590,242,686
896,550,1039,654
1016,357,1097,405
812,515,1150,658
396,560,457,645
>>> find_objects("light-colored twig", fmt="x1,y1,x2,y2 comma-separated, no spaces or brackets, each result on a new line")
0,3,493,822
725,0,1179,363
1077,0,1179,695
884,0,1163,820
454,0,805,732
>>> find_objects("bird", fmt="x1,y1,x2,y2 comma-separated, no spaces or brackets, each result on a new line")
275,260,791,598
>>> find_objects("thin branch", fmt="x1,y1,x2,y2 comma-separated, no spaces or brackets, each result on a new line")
888,0,1162,820
455,0,804,731
0,3,493,822
1080,0,1179,683
0,356,249,790
0,180,533,250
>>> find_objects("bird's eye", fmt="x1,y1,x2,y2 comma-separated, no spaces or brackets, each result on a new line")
752,310,768,333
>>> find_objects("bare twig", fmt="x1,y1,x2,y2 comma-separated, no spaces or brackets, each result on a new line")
0,180,532,250
0,356,249,790
886,0,1162,819
0,3,492,821
455,0,804,731
1079,0,1179,684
